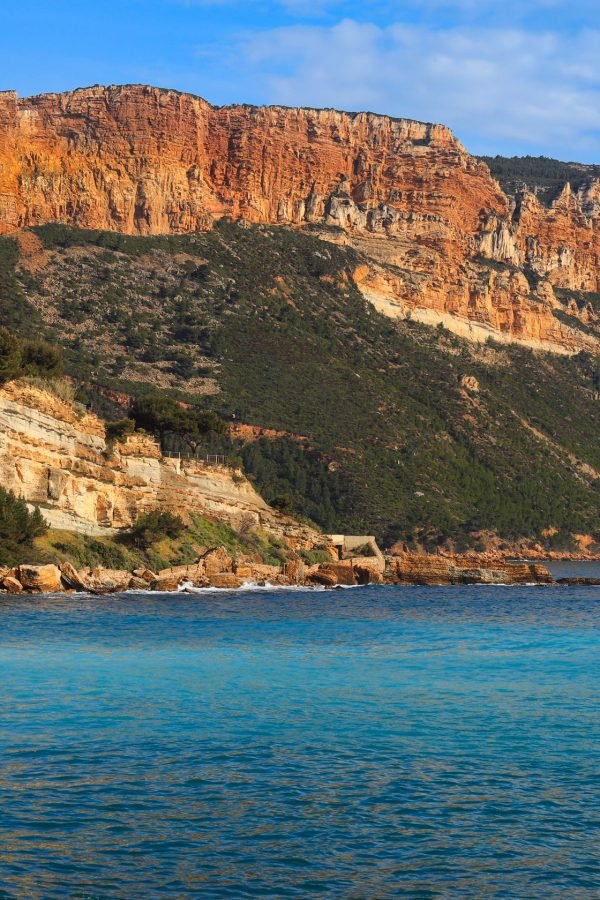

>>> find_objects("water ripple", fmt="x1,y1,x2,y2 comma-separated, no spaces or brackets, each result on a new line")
0,586,599,897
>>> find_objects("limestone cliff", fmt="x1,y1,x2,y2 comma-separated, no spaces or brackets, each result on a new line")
1,84,599,350
0,380,317,546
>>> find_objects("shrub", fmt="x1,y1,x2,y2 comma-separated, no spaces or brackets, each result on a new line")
299,548,331,565
131,395,226,453
0,329,64,386
106,418,135,443
0,487,47,565
128,510,185,548
0,327,22,385
270,493,294,514
21,339,64,378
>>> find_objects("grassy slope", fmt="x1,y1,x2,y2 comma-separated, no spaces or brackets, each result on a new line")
31,516,292,572
2,221,600,548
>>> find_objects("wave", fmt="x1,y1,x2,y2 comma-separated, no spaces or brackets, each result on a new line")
176,580,361,594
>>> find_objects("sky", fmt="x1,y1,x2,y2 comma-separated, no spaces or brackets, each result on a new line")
2,0,599,161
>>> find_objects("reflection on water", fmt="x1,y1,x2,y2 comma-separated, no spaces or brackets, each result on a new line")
1,585,599,897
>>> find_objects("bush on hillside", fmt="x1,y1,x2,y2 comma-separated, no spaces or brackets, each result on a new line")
0,328,65,386
106,418,136,443
128,510,185,549
0,328,22,384
131,395,226,453
0,486,47,565
20,339,64,378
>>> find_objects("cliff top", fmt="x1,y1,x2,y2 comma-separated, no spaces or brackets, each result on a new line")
13,82,447,134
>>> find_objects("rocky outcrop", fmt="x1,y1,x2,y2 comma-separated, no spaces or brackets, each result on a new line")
0,379,318,546
1,84,599,351
388,553,554,586
0,86,498,237
0,549,557,594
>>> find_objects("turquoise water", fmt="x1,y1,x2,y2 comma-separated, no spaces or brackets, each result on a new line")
1,585,599,898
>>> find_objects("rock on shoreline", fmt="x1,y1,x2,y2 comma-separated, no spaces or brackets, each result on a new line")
388,554,555,586
0,550,569,594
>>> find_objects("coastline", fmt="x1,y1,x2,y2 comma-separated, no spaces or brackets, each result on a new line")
4,550,599,595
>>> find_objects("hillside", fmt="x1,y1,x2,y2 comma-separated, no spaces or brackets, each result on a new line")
1,84,600,353
480,155,600,206
3,221,600,552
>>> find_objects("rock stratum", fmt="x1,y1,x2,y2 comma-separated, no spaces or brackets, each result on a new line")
0,380,317,547
1,84,599,352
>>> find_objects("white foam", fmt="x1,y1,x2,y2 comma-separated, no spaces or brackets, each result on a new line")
178,580,334,594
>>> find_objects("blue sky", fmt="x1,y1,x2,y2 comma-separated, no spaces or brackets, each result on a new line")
2,0,599,161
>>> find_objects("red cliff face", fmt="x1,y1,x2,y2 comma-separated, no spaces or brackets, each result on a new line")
1,84,599,351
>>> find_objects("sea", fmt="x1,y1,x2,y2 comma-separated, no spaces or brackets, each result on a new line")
1,568,599,898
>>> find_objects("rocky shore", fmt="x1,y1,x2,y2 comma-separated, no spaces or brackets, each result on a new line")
0,550,585,594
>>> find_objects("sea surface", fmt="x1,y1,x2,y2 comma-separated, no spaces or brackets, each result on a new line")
1,579,599,898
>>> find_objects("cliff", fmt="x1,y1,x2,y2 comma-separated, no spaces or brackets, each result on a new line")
0,380,317,547
1,84,599,351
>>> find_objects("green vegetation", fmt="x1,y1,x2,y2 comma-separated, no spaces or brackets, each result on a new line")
238,437,345,531
0,237,44,331
4,221,600,547
29,514,291,572
479,155,600,205
0,326,64,386
128,510,185,549
183,515,289,567
130,395,226,452
0,487,47,566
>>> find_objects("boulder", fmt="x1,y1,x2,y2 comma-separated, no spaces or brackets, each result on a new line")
248,564,282,583
504,563,554,585
60,561,90,591
307,562,358,586
150,574,182,592
189,575,210,588
308,569,338,587
556,577,600,586
16,564,62,593
315,563,357,586
157,564,204,582
350,554,386,575
354,565,384,585
128,575,152,591
1,576,23,593
390,555,454,585
388,553,555,586
454,567,509,585
132,567,157,584
88,567,131,594
200,546,234,576
208,573,245,589
284,557,305,584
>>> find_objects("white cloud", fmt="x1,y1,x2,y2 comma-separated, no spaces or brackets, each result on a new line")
241,18,600,158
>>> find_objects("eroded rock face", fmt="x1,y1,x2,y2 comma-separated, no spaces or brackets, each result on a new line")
1,85,599,350
16,564,62,592
388,553,554,585
0,379,319,547
0,86,498,237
